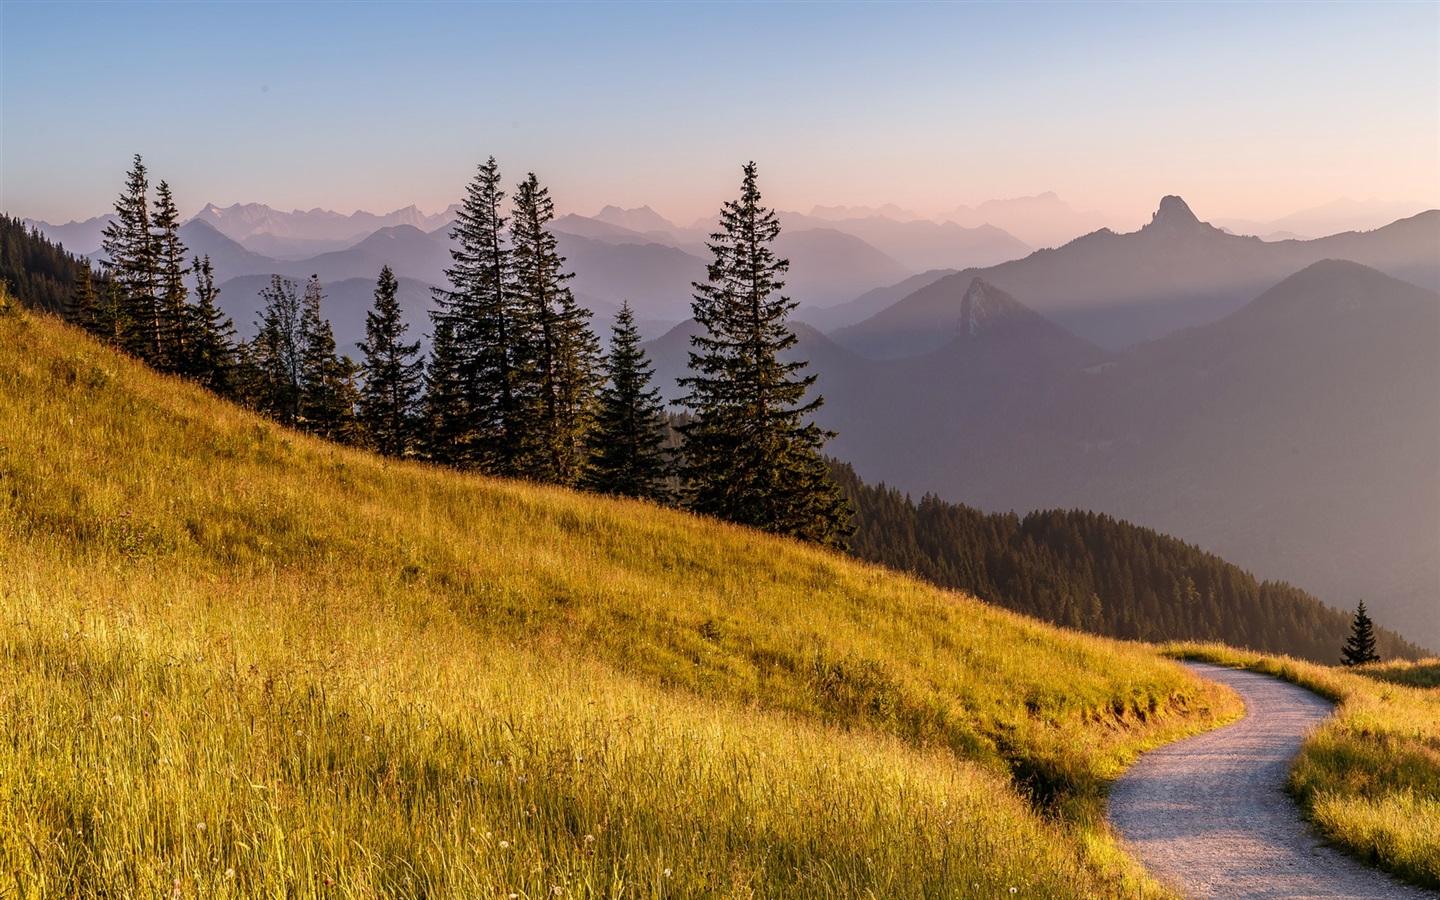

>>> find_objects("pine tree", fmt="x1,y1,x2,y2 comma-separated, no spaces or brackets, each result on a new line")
358,265,424,457
298,275,357,441
253,275,305,425
1341,600,1381,666
678,161,851,546
95,274,132,345
67,260,102,336
431,157,525,471
151,180,190,371
509,172,599,486
422,319,470,465
185,255,237,393
100,155,159,361
584,301,670,500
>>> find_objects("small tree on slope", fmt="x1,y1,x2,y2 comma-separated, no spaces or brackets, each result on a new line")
584,301,670,501
358,265,423,457
1341,600,1381,666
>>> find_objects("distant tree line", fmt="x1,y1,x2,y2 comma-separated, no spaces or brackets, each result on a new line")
830,461,1429,663
22,154,848,546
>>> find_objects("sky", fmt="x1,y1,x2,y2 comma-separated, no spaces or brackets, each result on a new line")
3,1,1437,229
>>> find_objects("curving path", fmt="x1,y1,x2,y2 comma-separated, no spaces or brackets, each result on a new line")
1108,661,1436,899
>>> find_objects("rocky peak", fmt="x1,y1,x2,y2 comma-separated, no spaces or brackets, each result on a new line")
958,278,1002,336
1144,195,1207,235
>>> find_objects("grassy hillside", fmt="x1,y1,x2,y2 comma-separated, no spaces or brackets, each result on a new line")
0,308,1244,897
1168,644,1440,888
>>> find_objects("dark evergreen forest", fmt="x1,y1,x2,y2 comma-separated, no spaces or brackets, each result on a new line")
830,461,1429,663
0,215,95,315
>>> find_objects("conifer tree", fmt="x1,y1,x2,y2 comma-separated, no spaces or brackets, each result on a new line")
1341,600,1381,666
186,255,237,393
358,265,423,457
253,275,305,425
509,172,599,486
298,275,357,441
67,260,102,336
432,157,524,471
584,301,670,500
151,180,190,371
678,162,851,546
95,274,132,345
422,319,470,465
100,155,159,361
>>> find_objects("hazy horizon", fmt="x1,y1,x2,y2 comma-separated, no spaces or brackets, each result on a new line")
3,1,1436,229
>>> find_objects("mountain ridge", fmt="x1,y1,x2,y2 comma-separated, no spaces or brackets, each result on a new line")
832,198,1440,356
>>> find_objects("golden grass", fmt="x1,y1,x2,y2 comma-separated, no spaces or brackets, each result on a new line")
0,310,1242,897
1167,643,1440,889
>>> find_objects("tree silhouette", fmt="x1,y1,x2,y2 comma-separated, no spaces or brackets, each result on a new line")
1341,600,1380,666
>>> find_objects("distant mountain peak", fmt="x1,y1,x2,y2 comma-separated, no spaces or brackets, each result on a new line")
1145,195,1206,234
594,205,676,233
957,277,1033,336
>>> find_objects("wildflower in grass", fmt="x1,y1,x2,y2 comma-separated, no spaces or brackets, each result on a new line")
224,869,235,879
499,840,510,849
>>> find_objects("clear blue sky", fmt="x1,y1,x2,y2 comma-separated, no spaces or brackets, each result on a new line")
3,1,1436,226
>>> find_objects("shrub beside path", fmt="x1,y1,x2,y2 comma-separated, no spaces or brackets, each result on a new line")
1109,662,1436,899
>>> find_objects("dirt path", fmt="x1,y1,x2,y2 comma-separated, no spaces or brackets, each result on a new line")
1108,661,1435,899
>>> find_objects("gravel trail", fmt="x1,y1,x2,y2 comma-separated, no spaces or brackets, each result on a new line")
1108,661,1435,899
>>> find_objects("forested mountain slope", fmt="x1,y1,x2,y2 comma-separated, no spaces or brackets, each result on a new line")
831,462,1428,663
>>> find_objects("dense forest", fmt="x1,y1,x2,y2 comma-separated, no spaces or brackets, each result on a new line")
0,214,95,315
830,461,1428,663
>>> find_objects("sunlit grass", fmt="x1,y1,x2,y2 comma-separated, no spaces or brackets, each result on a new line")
1167,643,1440,889
0,310,1243,897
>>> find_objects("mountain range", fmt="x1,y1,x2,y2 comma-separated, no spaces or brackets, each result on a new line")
831,196,1440,354
644,259,1440,653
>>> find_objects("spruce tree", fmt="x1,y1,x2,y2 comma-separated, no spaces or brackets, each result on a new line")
67,261,102,336
100,155,159,361
151,179,190,371
95,274,132,345
358,265,423,457
431,157,524,471
1341,600,1381,666
584,301,670,500
422,319,470,465
509,172,599,486
253,275,305,425
678,161,851,546
298,275,357,441
186,255,237,394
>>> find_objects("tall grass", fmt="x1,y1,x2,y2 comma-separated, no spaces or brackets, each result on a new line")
1168,643,1440,889
0,311,1241,896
